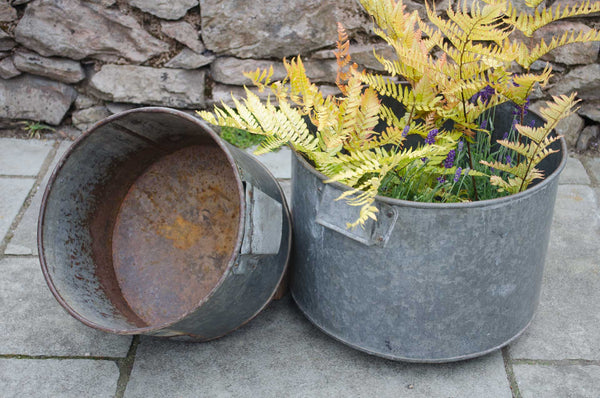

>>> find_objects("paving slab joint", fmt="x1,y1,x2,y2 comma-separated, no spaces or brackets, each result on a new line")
502,347,522,398
0,353,124,361
511,358,600,366
114,335,140,398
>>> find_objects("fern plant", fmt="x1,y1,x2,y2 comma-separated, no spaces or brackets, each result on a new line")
199,0,599,227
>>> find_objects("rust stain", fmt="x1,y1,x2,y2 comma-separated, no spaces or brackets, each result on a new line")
159,215,205,250
111,144,241,326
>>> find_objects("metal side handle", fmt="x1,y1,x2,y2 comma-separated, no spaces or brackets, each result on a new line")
315,184,397,247
234,182,283,274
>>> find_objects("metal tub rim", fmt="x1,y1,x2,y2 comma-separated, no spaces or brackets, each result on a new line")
291,135,567,210
38,106,290,336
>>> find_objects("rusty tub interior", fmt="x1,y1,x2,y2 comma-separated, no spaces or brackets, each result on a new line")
38,109,248,334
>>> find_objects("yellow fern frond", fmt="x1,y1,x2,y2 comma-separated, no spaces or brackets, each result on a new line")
507,1,600,36
515,29,600,68
243,66,274,92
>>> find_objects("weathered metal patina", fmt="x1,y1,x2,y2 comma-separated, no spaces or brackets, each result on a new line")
39,107,291,340
290,103,567,362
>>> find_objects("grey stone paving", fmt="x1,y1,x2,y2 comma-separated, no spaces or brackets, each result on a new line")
246,145,292,179
514,363,600,398
0,257,132,357
0,138,54,176
509,184,600,360
0,137,598,397
560,157,592,185
0,359,119,398
0,178,35,241
4,141,70,256
125,297,511,398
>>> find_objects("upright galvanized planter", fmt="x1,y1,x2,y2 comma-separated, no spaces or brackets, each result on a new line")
291,105,566,362
39,107,291,340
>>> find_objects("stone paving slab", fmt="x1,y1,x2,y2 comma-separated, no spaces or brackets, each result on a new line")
0,257,132,357
513,363,600,398
0,138,54,176
0,359,119,398
583,156,600,184
559,156,591,185
246,146,292,179
5,141,71,256
125,297,512,398
0,177,35,242
509,184,600,360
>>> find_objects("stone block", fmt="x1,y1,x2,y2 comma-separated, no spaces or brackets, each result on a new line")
576,125,600,151
15,0,169,63
13,50,85,84
548,64,600,101
530,100,585,148
532,21,599,65
578,101,600,123
201,0,368,59
0,75,77,125
71,105,111,131
160,21,204,53
212,57,337,86
127,0,197,20
0,57,21,79
0,1,17,22
165,48,215,69
0,29,15,52
89,65,205,108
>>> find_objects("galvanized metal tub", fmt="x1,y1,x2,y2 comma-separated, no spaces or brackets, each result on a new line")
290,104,566,362
39,107,291,340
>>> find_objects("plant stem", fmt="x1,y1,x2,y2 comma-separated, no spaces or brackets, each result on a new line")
465,140,479,200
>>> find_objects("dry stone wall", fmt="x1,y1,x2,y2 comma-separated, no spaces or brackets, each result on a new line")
0,0,599,151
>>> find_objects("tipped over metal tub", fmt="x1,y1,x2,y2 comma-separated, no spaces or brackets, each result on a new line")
38,107,291,340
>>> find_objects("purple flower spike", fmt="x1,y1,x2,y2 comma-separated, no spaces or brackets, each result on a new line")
506,155,512,164
437,176,446,184
529,119,536,127
457,141,464,152
444,149,455,168
470,85,495,105
425,129,438,144
421,157,428,163
402,125,409,137
502,132,509,140
454,167,462,182
480,119,488,130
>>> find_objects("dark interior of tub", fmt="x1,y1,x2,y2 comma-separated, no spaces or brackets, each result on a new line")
40,111,242,331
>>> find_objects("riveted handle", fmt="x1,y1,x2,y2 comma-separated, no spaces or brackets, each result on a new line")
234,183,283,274
315,185,397,247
